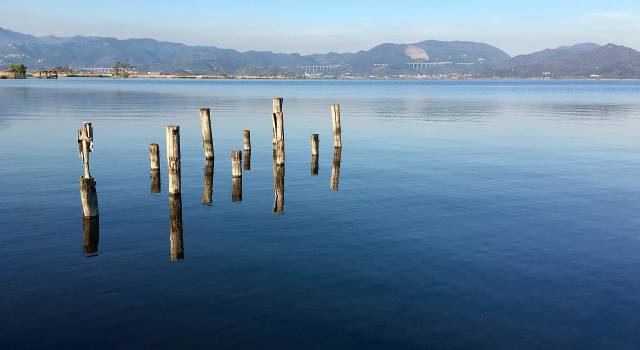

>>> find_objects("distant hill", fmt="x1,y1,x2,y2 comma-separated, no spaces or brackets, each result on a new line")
496,43,640,78
2,26,640,78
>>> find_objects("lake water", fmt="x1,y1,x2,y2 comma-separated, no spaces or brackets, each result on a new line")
1,79,640,349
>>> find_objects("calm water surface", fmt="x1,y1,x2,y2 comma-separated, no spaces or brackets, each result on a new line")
1,79,640,349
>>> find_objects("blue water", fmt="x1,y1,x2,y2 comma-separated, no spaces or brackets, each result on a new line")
1,79,640,349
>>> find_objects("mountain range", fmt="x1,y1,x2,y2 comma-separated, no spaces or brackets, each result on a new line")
2,26,640,78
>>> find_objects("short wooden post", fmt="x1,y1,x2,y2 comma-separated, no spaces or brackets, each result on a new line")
330,147,342,192
82,217,99,257
78,123,93,179
202,160,214,205
272,98,283,144
199,108,214,160
243,150,251,171
311,133,319,156
243,129,251,151
273,163,285,215
274,109,285,165
169,194,184,262
149,143,161,194
166,125,181,195
231,150,242,178
311,133,319,175
78,122,99,218
331,104,342,148
232,177,243,202
149,143,160,170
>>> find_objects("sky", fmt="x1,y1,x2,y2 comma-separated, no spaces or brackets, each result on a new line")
1,0,639,56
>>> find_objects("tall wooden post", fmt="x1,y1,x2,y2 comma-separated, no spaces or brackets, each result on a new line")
311,133,319,175
199,108,214,160
231,150,242,178
166,125,181,195
272,98,283,144
169,194,184,262
330,147,342,192
202,160,214,205
243,129,251,151
331,104,342,148
78,122,98,218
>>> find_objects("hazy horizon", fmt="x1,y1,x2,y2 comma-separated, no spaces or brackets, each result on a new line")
1,0,638,56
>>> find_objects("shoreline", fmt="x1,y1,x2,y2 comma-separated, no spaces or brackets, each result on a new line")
17,73,640,81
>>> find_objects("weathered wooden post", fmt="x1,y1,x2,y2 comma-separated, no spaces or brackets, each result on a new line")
199,108,214,160
166,125,181,195
272,98,283,144
202,160,214,205
78,122,99,218
311,133,319,157
273,162,285,215
331,104,342,148
243,150,251,171
149,143,161,194
231,150,242,178
82,217,99,257
169,194,184,262
243,129,251,151
330,147,342,192
149,143,160,170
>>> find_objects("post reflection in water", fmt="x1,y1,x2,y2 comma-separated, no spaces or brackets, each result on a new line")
330,147,342,192
202,160,214,205
150,169,161,194
82,217,99,257
231,177,243,202
243,150,251,171
169,194,184,262
311,155,319,176
273,163,285,215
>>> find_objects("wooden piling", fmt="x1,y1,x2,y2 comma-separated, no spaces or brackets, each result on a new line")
199,108,214,160
82,217,99,257
231,150,242,178
243,129,251,151
78,123,93,179
78,122,98,218
166,125,181,195
149,143,160,170
202,160,214,205
169,194,184,262
311,133,319,156
272,98,283,144
273,163,285,215
79,177,99,218
331,104,342,148
330,147,342,192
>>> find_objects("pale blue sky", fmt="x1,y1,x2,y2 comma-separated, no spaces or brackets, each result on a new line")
1,0,638,55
